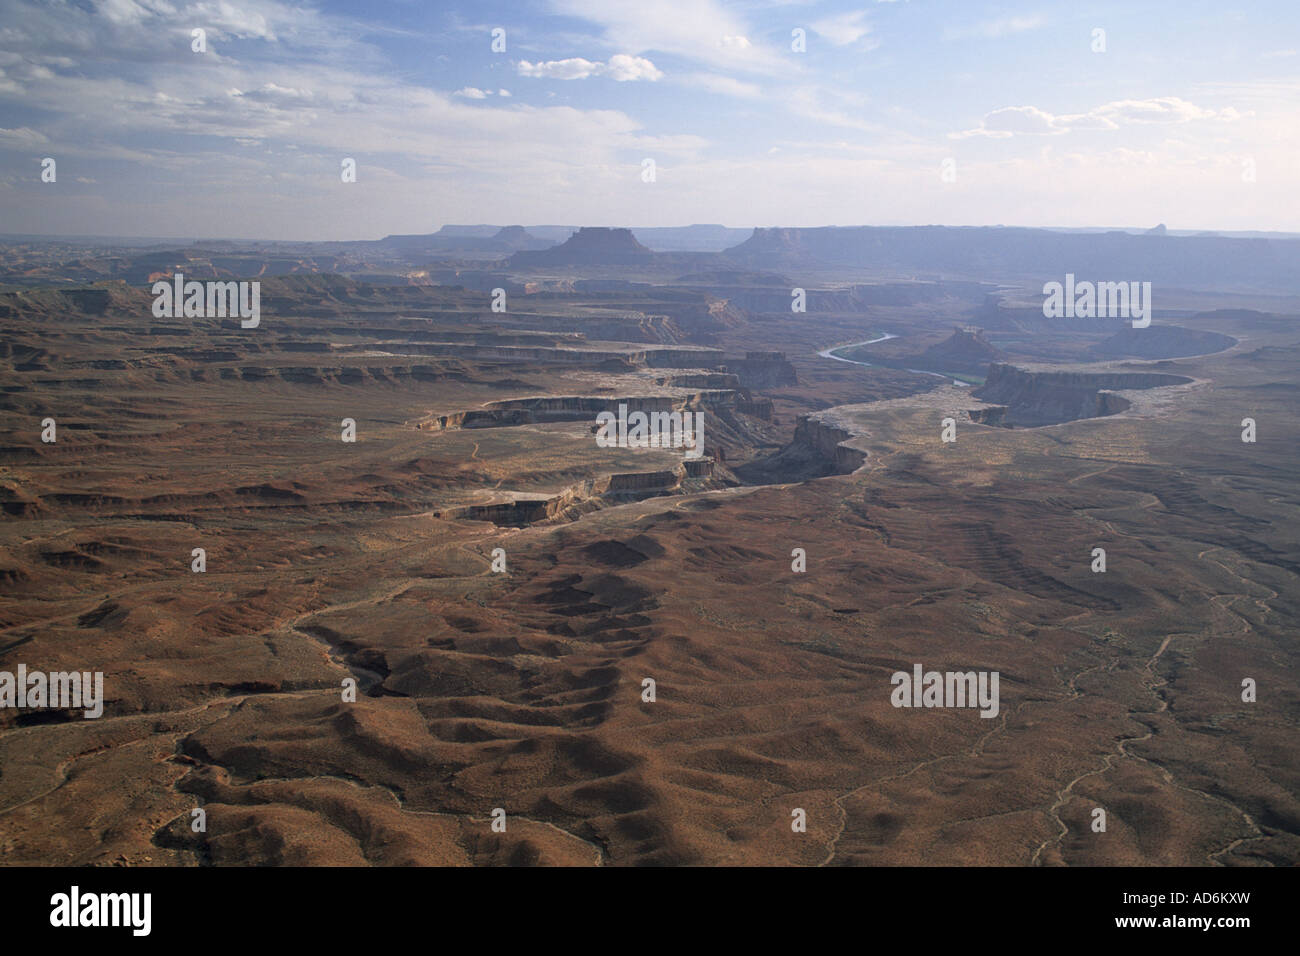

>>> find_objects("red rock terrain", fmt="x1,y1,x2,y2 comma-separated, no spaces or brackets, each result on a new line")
0,260,1296,867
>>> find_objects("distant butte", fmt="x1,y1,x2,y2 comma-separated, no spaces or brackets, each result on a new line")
508,227,655,266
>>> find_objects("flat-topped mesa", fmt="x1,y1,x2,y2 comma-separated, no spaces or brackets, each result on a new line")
508,227,654,266
428,392,735,431
978,362,1193,394
971,362,1193,427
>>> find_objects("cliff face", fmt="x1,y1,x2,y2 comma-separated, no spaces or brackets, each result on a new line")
436,459,721,527
972,363,1191,427
724,351,797,388
978,363,1191,395
733,414,864,484
793,416,866,473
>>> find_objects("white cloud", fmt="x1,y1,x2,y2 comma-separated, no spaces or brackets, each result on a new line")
98,0,177,27
1094,97,1216,124
0,126,51,148
985,105,1059,135
517,54,662,81
681,73,762,98
945,14,1046,40
95,0,277,40
232,82,313,103
518,57,603,80
951,105,1061,138
454,86,489,98
546,0,786,75
1057,112,1121,131
1215,106,1252,121
604,53,663,81
187,1,276,40
952,97,1242,138
810,12,873,47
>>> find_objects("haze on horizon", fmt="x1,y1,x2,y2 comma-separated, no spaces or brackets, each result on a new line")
0,0,1296,241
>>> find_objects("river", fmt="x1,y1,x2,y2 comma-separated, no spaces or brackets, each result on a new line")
816,332,970,386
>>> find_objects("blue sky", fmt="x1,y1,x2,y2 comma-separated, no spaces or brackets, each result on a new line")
1,0,1296,239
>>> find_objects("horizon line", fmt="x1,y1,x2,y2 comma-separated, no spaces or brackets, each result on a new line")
7,223,1300,246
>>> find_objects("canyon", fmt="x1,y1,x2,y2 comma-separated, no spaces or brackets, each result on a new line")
0,225,1296,868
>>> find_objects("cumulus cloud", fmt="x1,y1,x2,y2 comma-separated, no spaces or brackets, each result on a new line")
604,53,663,80
1094,97,1217,124
950,105,1069,138
517,57,600,80
516,53,662,81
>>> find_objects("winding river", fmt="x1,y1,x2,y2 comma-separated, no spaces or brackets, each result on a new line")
816,332,970,386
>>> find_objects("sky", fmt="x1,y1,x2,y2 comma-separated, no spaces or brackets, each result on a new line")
0,0,1297,240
